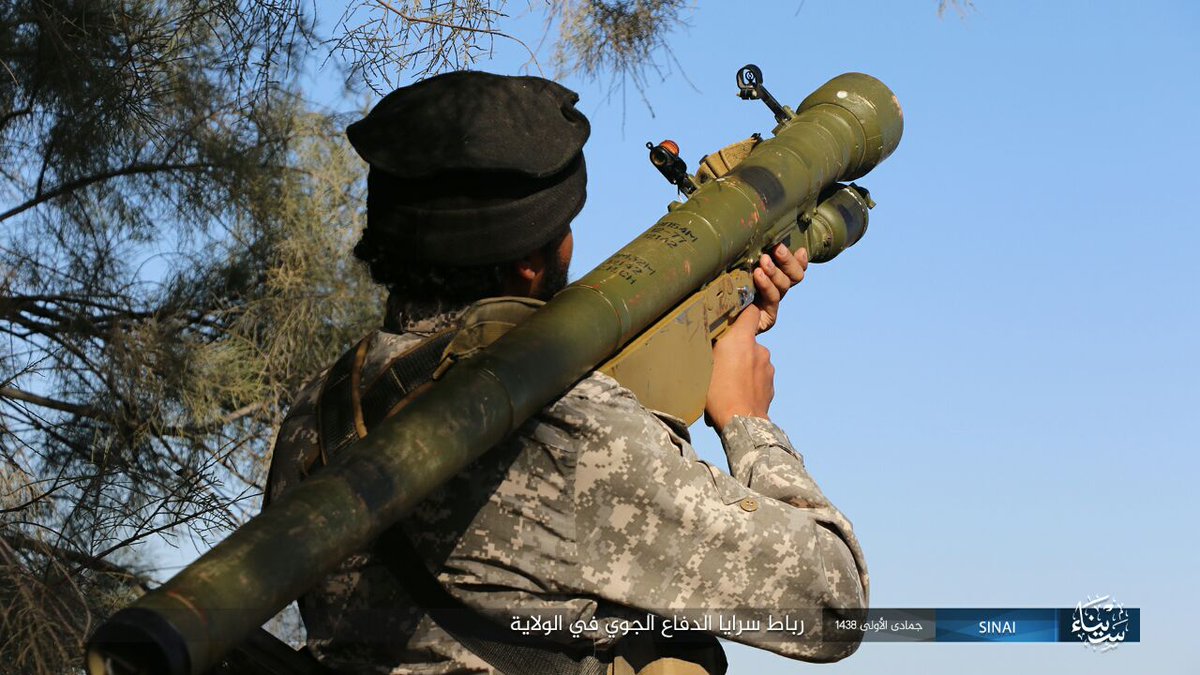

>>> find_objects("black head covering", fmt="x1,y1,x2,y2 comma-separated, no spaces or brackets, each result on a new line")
347,71,590,265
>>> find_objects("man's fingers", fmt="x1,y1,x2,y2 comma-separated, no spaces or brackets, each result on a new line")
761,252,793,296
744,245,809,337
754,266,781,305
773,243,807,282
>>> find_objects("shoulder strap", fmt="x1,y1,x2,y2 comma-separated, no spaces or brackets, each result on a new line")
314,336,370,468
360,329,457,431
313,329,454,470
312,328,609,675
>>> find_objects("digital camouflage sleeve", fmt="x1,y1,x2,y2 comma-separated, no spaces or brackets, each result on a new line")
267,304,867,674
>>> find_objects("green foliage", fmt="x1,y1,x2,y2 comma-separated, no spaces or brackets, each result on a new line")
333,0,513,88
331,0,693,94
0,2,377,670
552,1,690,86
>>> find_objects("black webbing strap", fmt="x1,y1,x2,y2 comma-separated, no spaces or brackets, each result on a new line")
314,330,609,675
317,331,456,463
315,337,370,465
361,330,455,432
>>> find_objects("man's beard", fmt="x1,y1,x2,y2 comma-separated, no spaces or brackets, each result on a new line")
536,254,569,300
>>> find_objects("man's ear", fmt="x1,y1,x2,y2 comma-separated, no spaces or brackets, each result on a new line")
512,249,545,282
504,248,547,296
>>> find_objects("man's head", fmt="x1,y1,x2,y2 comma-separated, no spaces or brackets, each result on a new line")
346,71,589,313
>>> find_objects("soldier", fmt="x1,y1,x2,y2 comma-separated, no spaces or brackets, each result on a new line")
266,71,867,674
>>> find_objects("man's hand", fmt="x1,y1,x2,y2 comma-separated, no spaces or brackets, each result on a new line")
705,245,807,431
752,244,808,334
705,305,775,432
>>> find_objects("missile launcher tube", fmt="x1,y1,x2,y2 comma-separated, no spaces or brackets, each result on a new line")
86,72,903,675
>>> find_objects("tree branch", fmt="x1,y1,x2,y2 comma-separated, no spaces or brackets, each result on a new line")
1,530,149,589
372,0,541,72
1,384,268,439
0,386,102,418
0,107,33,131
0,162,221,223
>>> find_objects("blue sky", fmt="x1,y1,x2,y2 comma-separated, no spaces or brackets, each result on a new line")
294,2,1199,672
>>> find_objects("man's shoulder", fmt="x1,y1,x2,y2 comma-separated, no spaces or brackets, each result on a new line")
288,329,431,410
549,371,658,426
545,371,692,444
559,370,634,405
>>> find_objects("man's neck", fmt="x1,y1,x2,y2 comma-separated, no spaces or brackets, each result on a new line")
383,293,471,334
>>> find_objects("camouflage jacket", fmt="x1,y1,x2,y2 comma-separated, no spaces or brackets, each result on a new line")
266,298,868,674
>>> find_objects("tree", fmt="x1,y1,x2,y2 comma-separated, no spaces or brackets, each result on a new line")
0,1,968,672
0,2,379,670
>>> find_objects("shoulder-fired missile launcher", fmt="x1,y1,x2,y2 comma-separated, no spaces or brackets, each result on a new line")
87,65,902,675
